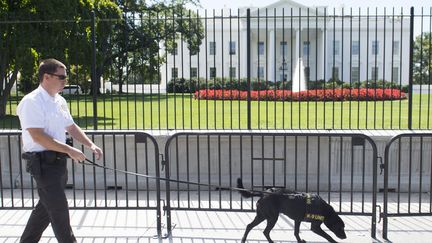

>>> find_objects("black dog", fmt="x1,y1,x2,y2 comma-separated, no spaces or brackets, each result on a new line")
237,178,346,243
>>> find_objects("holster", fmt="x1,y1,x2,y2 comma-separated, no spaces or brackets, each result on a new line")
22,152,41,176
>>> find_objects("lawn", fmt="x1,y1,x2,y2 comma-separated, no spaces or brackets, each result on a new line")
2,93,432,130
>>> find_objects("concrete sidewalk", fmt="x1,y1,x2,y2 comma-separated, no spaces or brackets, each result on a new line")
2,205,432,243
0,192,432,243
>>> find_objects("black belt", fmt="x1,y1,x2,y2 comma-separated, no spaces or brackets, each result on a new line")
39,150,68,159
22,150,68,161
22,151,68,176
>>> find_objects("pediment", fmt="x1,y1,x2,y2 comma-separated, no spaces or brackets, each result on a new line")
249,0,325,16
264,0,311,10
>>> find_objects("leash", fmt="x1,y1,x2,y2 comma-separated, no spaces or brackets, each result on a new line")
78,158,265,194
66,136,270,195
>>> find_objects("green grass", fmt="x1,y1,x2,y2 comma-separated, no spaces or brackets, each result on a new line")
2,93,432,130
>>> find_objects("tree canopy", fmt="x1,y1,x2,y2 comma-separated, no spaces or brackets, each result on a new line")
413,32,432,84
0,0,203,116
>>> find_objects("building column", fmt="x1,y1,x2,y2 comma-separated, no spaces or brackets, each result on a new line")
292,29,300,91
269,29,276,82
241,29,248,78
319,29,325,80
295,29,300,60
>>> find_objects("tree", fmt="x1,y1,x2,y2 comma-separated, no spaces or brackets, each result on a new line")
94,0,204,93
413,32,432,84
0,0,120,117
0,0,204,116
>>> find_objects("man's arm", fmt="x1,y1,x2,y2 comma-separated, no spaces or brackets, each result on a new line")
27,128,86,162
65,123,103,160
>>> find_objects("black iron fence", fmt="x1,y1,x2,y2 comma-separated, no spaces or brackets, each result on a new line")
1,7,432,130
382,133,432,239
0,130,379,239
163,132,379,238
0,131,162,237
3,130,432,239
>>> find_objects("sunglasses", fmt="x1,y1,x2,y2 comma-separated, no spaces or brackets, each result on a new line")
46,72,67,80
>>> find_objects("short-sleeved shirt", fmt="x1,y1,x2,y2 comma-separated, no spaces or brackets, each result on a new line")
17,85,74,152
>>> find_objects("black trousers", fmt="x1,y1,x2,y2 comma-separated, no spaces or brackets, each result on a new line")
20,154,76,243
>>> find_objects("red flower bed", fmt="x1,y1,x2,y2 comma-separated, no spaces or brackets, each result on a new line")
194,88,406,101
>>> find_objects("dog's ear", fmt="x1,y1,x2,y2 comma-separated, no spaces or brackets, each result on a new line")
323,204,345,227
324,203,338,216
324,207,345,230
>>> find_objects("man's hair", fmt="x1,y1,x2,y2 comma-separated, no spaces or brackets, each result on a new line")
38,58,66,83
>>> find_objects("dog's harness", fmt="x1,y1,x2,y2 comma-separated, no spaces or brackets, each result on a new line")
303,193,325,222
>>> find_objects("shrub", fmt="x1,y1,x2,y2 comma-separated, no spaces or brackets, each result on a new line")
168,77,409,94
167,77,273,93
166,78,198,93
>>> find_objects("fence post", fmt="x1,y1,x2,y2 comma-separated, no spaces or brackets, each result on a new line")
382,135,391,239
91,10,98,130
247,9,251,130
408,7,414,130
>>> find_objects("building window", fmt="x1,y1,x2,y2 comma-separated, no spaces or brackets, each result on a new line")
190,67,198,78
210,42,216,55
352,41,359,55
351,66,360,83
280,41,288,57
170,43,178,55
229,41,236,55
258,42,264,55
229,67,236,78
210,67,216,78
258,66,264,79
333,40,340,55
332,67,339,80
372,41,379,55
304,66,310,81
393,41,399,56
392,67,399,83
171,67,178,79
303,41,310,56
372,67,379,80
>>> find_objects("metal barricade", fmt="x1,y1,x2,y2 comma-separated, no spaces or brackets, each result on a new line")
163,132,378,238
0,130,162,238
382,133,432,239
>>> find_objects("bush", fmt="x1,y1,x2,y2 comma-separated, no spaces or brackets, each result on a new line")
166,78,198,93
167,77,275,93
275,80,292,90
168,77,409,93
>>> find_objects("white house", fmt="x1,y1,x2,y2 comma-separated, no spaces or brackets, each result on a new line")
161,0,410,92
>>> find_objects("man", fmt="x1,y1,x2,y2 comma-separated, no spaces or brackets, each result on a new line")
17,58,103,242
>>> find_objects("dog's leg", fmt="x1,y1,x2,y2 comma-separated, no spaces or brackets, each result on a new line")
294,220,306,243
262,215,278,243
310,222,337,243
241,214,265,243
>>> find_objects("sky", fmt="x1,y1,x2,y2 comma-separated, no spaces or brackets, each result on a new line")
194,0,431,10
187,0,431,36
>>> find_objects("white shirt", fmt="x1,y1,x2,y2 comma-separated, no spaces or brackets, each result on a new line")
17,86,74,152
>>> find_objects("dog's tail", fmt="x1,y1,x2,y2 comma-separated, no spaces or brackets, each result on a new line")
236,178,264,198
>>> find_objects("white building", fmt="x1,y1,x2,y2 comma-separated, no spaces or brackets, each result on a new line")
161,0,410,92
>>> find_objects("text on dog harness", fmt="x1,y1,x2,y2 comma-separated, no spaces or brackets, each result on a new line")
304,193,325,222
